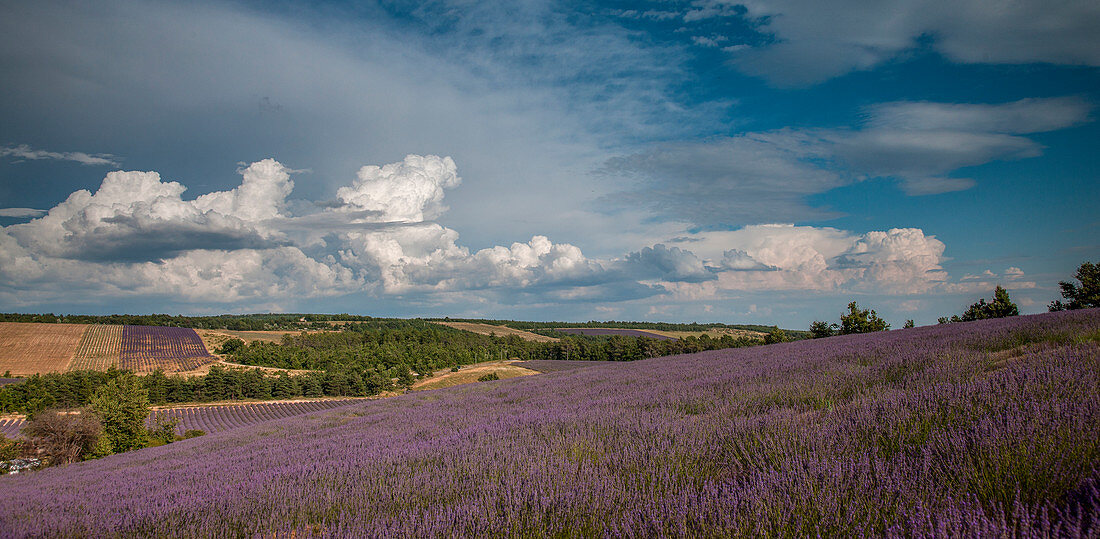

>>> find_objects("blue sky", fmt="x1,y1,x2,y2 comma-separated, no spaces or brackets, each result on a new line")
0,0,1097,328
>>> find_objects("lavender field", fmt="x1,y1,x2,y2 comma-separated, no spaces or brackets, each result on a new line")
1,310,1098,536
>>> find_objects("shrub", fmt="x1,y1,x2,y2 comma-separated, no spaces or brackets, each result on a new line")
478,372,500,382
21,409,102,465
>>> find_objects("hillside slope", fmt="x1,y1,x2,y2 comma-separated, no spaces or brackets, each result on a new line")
1,310,1098,536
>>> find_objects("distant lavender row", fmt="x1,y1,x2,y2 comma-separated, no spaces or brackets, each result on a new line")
0,399,366,441
149,399,364,435
513,359,613,373
120,325,213,372
1,310,1098,536
555,327,676,340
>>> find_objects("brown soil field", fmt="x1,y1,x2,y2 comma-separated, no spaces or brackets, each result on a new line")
433,321,559,343
411,360,540,391
69,324,123,371
0,323,88,375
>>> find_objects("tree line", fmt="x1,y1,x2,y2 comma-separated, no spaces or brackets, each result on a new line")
0,313,373,331
806,260,1099,337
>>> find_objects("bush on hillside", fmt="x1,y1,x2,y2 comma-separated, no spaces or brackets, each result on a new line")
21,410,102,465
1050,261,1100,311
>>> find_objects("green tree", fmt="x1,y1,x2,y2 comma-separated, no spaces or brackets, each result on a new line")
1049,261,1100,311
218,338,245,355
763,328,788,344
89,374,150,455
0,433,20,461
903,319,915,328
809,320,835,338
838,302,890,334
961,286,1018,321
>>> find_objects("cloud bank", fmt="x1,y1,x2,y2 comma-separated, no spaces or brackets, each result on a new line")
604,97,1092,227
0,155,966,311
698,0,1100,85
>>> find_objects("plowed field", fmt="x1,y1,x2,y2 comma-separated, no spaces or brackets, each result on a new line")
69,324,124,371
0,323,86,375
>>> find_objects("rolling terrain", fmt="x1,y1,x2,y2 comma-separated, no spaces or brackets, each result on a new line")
1,310,1098,536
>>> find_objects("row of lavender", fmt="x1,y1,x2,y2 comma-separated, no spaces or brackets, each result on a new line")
0,399,364,440
1,310,1097,536
119,325,212,372
149,399,363,435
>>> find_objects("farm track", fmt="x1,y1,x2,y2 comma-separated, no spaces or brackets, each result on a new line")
0,323,87,376
69,324,123,371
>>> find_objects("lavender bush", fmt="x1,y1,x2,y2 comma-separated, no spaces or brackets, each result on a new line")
0,310,1098,537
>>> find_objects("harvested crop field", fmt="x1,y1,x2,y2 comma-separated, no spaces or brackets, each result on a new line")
434,321,559,342
554,327,676,340
69,324,123,371
0,323,87,375
120,326,215,373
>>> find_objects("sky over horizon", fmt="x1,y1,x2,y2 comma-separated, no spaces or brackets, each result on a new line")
1,0,1097,328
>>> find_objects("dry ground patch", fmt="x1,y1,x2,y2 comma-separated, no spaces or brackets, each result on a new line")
196,329,314,351
0,322,88,375
411,360,540,391
433,321,559,342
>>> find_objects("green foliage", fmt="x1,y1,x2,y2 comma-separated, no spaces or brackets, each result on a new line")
478,372,500,382
903,320,915,328
0,312,374,330
838,302,890,334
939,286,1020,324
961,286,1019,321
180,429,206,440
0,434,19,460
1049,261,1100,311
809,320,835,339
217,338,246,355
763,328,788,344
146,411,180,447
89,375,150,454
